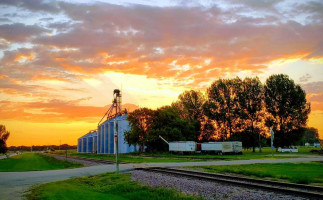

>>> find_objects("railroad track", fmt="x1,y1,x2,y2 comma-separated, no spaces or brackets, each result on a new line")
43,153,127,164
140,167,323,199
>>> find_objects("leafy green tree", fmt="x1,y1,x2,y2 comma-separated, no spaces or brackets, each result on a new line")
302,127,319,144
204,78,242,140
125,106,196,152
177,90,205,122
199,119,216,142
172,90,206,140
0,125,10,154
264,74,311,147
146,106,196,152
124,108,154,152
237,77,266,152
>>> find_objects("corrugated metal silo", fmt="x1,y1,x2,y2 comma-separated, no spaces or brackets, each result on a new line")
77,138,82,153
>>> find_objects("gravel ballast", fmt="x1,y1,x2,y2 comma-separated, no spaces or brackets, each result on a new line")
131,170,308,200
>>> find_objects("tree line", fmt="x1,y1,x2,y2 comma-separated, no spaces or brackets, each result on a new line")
125,74,313,152
0,125,10,154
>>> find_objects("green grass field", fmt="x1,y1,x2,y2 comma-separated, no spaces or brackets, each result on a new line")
25,172,200,200
0,153,83,172
187,162,323,185
51,147,320,163
71,152,208,163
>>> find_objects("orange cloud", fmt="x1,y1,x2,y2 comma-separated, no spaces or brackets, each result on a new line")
1,0,323,144
0,100,138,123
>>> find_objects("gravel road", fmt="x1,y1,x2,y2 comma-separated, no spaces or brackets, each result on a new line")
131,170,308,200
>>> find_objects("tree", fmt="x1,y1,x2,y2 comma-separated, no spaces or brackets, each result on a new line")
125,106,197,152
264,74,311,147
172,90,206,140
146,106,196,152
302,127,319,144
124,108,154,152
203,78,242,140
0,125,10,154
177,90,205,122
237,77,266,152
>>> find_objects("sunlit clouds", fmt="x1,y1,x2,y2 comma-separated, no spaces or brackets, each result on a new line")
0,0,323,145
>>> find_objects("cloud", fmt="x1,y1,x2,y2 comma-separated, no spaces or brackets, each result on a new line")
302,81,323,94
0,0,322,105
0,99,139,123
299,73,312,82
302,81,323,111
0,0,60,13
0,23,49,42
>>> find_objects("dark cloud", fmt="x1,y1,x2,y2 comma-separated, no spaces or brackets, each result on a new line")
299,73,312,82
302,81,323,94
0,23,49,42
0,17,10,22
0,0,60,13
40,17,54,21
0,0,323,88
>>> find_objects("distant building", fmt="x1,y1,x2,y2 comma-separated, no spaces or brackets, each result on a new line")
314,142,321,148
78,130,97,153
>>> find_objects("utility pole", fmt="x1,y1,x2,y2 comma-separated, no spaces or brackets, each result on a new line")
59,140,61,151
115,119,119,173
270,127,274,157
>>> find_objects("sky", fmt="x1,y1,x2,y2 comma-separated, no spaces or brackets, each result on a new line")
0,0,322,146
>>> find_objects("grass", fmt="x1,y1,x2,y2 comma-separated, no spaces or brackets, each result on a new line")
50,147,319,163
49,146,321,164
0,152,83,172
52,150,209,163
25,172,201,200
187,162,323,185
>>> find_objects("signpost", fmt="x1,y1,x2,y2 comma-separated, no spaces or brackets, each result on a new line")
270,127,274,157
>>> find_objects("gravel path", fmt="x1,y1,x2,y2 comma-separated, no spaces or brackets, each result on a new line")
49,154,101,166
131,170,308,200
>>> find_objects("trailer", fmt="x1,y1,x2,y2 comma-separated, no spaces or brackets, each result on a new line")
201,142,222,154
231,141,243,154
169,141,196,153
201,141,242,155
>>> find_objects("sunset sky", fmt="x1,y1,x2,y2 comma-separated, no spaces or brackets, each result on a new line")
0,0,322,146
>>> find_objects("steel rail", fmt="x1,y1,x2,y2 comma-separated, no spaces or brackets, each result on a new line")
140,167,323,199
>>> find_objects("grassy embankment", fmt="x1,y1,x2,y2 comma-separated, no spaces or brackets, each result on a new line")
51,147,320,163
0,152,83,172
187,162,323,185
25,172,201,200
